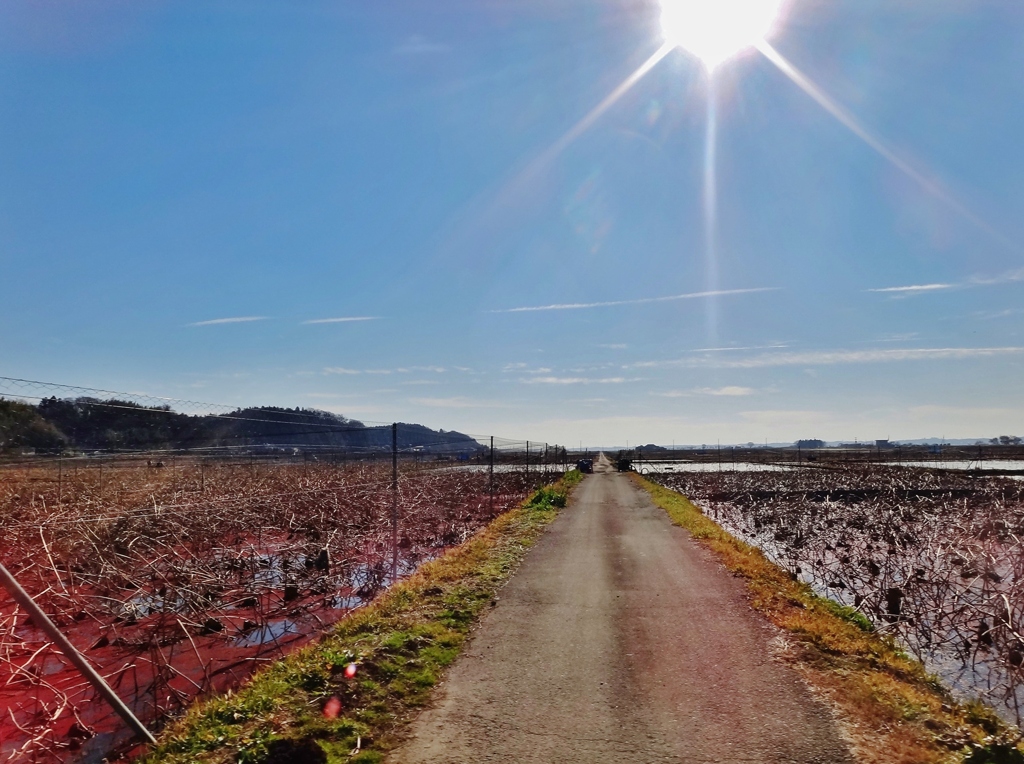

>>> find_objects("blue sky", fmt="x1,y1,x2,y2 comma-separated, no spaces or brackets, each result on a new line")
2,0,1024,446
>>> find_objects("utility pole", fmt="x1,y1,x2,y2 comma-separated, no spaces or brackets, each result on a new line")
525,441,530,477
391,423,398,584
0,563,156,745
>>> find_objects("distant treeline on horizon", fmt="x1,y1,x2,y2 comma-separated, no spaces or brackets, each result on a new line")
0,396,483,455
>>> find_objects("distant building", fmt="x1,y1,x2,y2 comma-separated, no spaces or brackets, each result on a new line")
796,439,825,449
875,439,891,449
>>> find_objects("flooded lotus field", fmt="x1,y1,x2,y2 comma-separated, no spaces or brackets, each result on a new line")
0,458,546,763
648,463,1024,724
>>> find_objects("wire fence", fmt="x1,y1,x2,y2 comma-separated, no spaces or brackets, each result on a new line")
615,443,1024,476
0,377,571,763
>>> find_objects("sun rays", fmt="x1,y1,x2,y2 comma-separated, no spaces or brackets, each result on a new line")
755,40,1016,253
703,78,719,345
493,42,674,207
660,0,785,70
483,2,1014,340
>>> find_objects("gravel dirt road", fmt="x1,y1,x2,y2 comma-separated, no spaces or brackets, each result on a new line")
390,455,852,763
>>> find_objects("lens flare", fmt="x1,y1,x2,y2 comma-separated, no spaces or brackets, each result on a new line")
756,40,1017,253
660,0,784,70
703,79,719,344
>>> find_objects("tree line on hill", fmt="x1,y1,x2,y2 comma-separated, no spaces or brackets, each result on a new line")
0,397,483,455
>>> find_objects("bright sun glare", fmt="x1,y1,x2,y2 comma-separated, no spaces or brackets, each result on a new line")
660,0,785,70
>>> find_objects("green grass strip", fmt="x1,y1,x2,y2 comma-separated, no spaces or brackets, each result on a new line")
635,475,1023,764
144,470,583,764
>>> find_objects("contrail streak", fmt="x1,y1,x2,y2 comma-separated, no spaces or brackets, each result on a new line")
302,317,379,324
756,40,1017,253
490,287,777,314
188,316,268,327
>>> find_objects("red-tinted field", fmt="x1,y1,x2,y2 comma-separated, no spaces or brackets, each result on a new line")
0,459,547,763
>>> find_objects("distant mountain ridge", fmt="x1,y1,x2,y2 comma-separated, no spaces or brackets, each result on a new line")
0,397,482,454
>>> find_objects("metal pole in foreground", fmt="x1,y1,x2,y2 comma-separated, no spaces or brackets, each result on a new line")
0,562,156,745
489,436,494,513
391,423,399,584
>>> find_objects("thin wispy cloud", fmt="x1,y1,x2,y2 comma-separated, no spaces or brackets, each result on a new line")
974,308,1024,321
858,333,920,344
189,316,268,327
521,376,642,385
490,287,777,314
700,386,756,396
970,267,1024,286
704,386,757,396
393,35,450,56
870,267,1024,297
409,396,504,409
303,316,379,324
324,365,444,376
502,363,553,375
653,386,755,398
305,392,374,399
690,345,788,353
868,284,955,295
632,347,1024,370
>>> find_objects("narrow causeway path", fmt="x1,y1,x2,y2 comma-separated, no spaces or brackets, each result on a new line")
390,455,852,763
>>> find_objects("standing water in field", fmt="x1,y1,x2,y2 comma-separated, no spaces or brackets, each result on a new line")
0,459,550,763
651,463,1024,724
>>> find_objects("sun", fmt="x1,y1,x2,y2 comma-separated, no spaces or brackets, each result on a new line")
660,0,785,70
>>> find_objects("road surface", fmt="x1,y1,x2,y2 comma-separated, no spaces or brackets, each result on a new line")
390,455,851,763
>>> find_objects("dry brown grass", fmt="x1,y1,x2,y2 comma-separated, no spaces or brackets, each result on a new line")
143,471,581,764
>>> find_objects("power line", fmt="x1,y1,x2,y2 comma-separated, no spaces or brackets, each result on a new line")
0,375,560,457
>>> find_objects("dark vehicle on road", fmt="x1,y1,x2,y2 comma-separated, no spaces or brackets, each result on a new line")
577,458,593,473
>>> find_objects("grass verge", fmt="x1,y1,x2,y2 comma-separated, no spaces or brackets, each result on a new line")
634,474,1023,764
142,471,583,764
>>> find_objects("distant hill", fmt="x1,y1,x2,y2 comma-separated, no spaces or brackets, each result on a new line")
0,397,482,455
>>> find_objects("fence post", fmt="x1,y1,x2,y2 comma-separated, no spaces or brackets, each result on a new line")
57,454,63,506
526,441,530,477
391,423,398,584
0,563,156,745
489,436,494,513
